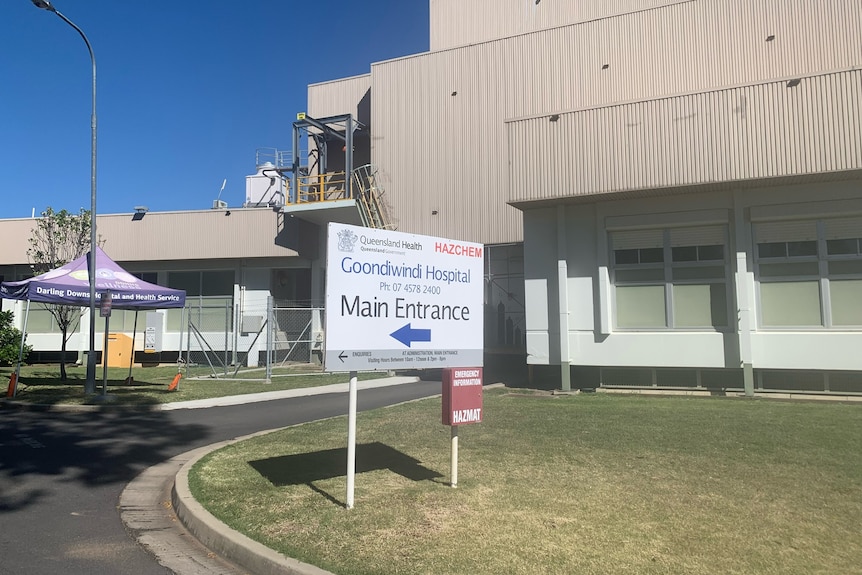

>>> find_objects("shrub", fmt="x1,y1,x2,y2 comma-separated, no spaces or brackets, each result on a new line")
0,310,31,366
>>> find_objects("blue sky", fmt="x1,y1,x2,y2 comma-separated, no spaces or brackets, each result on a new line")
0,1,429,219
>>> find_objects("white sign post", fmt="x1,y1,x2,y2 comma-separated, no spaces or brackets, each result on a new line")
325,223,484,508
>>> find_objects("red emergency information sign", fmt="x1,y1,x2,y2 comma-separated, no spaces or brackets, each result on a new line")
442,367,483,425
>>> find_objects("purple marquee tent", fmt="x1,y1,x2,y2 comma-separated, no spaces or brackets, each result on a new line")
1,247,187,397
1,246,185,308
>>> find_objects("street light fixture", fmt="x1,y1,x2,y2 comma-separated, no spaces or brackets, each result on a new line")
31,0,99,394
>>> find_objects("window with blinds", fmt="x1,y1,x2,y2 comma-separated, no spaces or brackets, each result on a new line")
166,270,235,332
754,217,862,328
610,225,729,330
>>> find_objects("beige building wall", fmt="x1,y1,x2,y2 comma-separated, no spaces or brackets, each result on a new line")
0,219,36,268
307,74,372,123
429,0,690,51
368,0,861,245
508,69,862,205
0,208,305,269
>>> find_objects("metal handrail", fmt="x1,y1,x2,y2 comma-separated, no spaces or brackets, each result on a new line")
295,171,348,203
284,164,396,230
255,147,304,169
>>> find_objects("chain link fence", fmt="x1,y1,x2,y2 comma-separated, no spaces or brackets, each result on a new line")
182,300,234,378
181,299,324,379
271,306,325,367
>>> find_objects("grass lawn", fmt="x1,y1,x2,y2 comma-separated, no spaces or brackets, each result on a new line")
190,390,862,575
1,364,385,405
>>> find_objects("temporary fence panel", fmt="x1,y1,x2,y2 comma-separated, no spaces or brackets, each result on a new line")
271,306,325,367
181,300,324,379
184,300,234,378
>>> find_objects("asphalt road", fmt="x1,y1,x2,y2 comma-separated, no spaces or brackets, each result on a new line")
0,381,441,575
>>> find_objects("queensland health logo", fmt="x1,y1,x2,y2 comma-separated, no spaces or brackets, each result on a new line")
337,228,359,252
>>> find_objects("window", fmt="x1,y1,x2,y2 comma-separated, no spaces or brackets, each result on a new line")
94,308,149,333
611,226,728,329
133,272,159,284
755,217,862,328
167,270,235,331
26,306,68,334
168,270,234,297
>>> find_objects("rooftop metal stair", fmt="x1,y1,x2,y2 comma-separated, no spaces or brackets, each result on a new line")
352,164,395,230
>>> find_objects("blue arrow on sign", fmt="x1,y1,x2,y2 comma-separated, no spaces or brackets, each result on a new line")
390,323,431,347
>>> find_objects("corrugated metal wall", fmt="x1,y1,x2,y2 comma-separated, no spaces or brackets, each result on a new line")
372,46,524,242
508,70,862,203
0,219,36,265
0,209,297,266
95,210,296,262
369,0,862,244
429,0,692,51
308,74,372,122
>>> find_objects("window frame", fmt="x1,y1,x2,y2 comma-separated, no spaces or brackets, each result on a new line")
166,270,236,332
754,218,862,330
610,225,731,332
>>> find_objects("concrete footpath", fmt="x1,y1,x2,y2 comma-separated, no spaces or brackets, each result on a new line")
119,376,419,575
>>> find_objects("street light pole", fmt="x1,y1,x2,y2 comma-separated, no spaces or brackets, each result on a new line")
31,0,98,394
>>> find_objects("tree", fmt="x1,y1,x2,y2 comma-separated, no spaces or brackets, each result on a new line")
0,310,31,366
28,207,93,381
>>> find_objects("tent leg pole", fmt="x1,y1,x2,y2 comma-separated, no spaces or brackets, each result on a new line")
13,301,31,398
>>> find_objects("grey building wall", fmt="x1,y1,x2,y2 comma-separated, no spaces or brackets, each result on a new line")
522,180,862,378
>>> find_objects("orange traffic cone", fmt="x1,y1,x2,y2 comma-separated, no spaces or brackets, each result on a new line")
6,373,17,398
167,373,182,392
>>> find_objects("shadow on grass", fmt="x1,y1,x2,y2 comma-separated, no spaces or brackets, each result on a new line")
250,442,443,505
10,380,169,406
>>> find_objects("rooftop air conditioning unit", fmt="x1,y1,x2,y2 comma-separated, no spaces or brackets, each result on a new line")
212,199,227,209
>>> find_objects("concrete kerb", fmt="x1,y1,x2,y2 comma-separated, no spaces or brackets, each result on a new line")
120,448,251,575
160,376,420,410
0,375,422,412
595,387,862,402
171,437,336,575
119,376,421,575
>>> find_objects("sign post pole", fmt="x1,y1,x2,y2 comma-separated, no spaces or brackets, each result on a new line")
450,425,459,488
100,290,112,396
346,370,358,509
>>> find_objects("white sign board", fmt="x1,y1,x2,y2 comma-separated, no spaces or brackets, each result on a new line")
145,311,163,353
325,223,484,371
